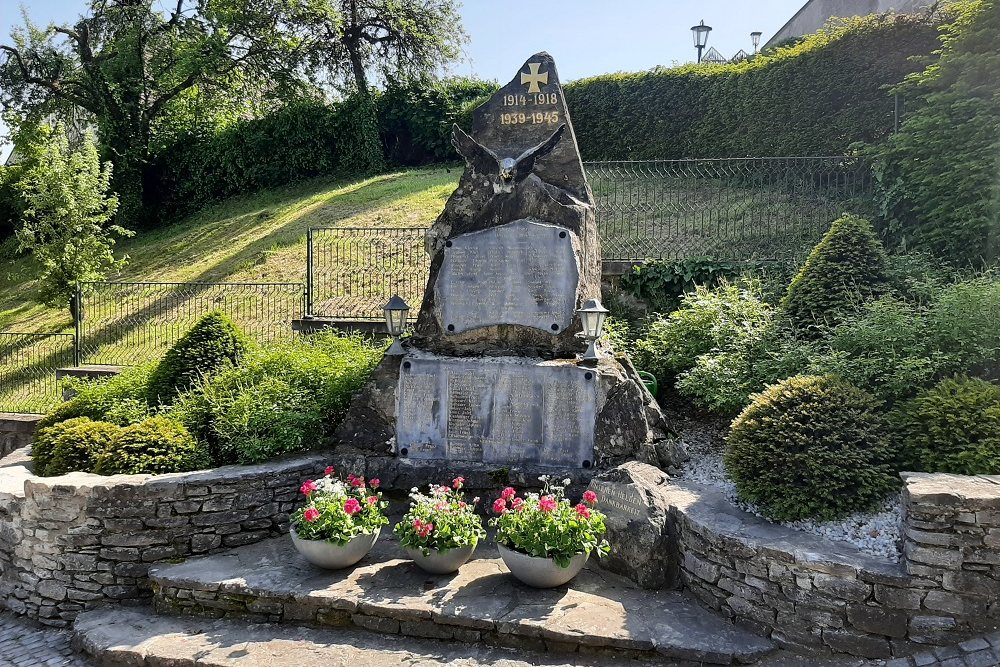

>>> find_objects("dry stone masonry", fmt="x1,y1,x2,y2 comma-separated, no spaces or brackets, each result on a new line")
0,414,41,459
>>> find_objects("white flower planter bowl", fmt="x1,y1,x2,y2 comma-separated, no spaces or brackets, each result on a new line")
404,542,477,575
497,543,589,588
290,527,380,570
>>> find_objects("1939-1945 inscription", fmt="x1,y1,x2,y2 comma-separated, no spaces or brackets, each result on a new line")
396,357,596,469
435,219,579,335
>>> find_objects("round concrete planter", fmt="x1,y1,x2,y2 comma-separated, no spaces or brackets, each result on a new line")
497,543,589,588
404,542,477,575
290,528,380,570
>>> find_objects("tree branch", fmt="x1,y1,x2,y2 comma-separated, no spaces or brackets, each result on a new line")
0,44,99,113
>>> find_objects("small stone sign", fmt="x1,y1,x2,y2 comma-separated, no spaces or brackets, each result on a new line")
435,220,578,335
396,356,596,468
588,479,647,525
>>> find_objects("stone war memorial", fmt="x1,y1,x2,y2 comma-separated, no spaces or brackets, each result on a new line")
335,52,678,486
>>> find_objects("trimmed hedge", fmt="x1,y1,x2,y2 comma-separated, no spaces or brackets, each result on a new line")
565,13,939,159
891,375,1000,475
780,214,889,331
94,416,209,475
725,375,898,521
146,311,250,405
32,417,121,477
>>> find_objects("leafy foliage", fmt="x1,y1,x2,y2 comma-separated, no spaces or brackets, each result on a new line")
93,416,209,475
725,375,898,521
620,258,739,313
394,478,485,555
489,478,609,568
633,279,773,391
169,332,383,465
565,13,939,160
780,214,889,331
14,125,129,307
290,471,389,544
146,311,250,405
31,417,121,477
891,376,1000,474
870,0,1000,266
37,364,155,430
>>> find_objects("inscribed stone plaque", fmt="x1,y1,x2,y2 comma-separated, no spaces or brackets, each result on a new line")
395,356,596,468
588,479,647,527
435,220,579,335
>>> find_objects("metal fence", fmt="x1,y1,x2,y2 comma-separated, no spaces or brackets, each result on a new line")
307,227,429,320
587,156,875,262
0,333,75,414
77,281,305,366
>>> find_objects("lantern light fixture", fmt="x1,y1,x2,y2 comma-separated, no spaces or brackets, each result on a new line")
577,298,609,362
383,294,410,355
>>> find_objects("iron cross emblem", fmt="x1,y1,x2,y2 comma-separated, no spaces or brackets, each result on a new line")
520,63,548,93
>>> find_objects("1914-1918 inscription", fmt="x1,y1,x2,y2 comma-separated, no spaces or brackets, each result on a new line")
396,356,596,469
435,219,579,335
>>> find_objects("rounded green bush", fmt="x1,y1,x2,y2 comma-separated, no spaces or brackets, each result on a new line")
891,376,1000,475
32,417,122,477
93,416,210,475
725,375,898,521
780,214,888,332
146,311,249,405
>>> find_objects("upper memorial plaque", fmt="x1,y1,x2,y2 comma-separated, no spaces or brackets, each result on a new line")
435,220,579,335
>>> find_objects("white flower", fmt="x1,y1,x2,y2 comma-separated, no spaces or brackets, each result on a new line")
562,478,572,486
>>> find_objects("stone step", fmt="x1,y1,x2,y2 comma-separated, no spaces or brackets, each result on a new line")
148,535,775,665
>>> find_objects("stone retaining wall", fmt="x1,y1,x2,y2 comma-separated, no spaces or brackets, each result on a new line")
0,415,41,459
0,450,327,626
656,472,1000,660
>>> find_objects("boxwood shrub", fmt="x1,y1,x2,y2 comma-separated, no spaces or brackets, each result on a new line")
891,376,1000,475
37,363,155,430
32,417,121,477
146,311,250,405
725,375,898,521
94,416,209,475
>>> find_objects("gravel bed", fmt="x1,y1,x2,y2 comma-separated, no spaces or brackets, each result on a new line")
673,416,903,562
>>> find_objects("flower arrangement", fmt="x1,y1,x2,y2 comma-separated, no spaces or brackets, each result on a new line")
490,476,609,567
394,476,486,556
290,467,389,544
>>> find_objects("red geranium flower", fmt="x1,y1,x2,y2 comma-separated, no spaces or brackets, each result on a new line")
538,496,557,513
344,498,362,515
303,507,320,522
501,486,516,500
575,503,591,519
492,497,507,514
324,466,335,476
582,490,598,505
300,480,317,495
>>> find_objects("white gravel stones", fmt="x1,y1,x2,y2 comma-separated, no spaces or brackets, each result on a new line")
673,417,903,562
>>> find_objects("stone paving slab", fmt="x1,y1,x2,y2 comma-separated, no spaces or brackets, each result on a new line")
149,535,775,664
0,612,88,667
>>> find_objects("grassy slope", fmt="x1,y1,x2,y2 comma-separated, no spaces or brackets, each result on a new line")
0,167,459,334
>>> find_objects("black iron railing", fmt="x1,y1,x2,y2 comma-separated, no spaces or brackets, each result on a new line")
0,332,75,414
307,227,429,320
77,281,305,366
587,156,875,262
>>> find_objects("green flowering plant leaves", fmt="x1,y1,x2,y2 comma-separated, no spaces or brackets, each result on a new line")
489,476,610,568
290,467,389,545
393,477,486,556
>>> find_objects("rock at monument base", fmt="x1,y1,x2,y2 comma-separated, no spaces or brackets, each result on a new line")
588,461,679,590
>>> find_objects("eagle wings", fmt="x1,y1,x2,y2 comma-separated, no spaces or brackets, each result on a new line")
451,123,567,194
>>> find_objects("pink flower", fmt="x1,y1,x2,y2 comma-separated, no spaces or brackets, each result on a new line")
511,497,524,511
413,518,424,529
324,466,335,476
501,487,516,500
370,478,380,489
575,503,591,519
303,507,320,523
366,496,378,506
538,496,557,513
350,476,366,488
458,501,467,509
438,485,450,494
300,480,317,495
435,502,448,511
417,522,434,538
344,498,362,515
582,490,598,506
493,498,507,514
452,476,465,490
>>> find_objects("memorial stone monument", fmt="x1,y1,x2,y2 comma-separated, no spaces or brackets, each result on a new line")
336,53,677,484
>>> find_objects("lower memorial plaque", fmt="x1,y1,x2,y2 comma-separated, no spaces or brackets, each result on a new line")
396,356,596,468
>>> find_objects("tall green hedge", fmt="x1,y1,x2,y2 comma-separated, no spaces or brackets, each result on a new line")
870,0,1000,266
564,13,939,159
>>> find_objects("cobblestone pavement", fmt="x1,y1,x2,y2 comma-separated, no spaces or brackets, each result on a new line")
0,613,88,667
886,634,1000,667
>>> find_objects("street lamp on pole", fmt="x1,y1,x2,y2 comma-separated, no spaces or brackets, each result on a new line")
691,20,712,63
751,31,762,54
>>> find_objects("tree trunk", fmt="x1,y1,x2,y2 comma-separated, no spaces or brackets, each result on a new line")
346,0,369,95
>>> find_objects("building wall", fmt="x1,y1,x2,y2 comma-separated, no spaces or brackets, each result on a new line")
765,0,934,48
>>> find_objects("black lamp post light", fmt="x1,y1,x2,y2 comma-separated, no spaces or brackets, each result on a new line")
691,19,712,63
383,294,410,355
751,31,762,54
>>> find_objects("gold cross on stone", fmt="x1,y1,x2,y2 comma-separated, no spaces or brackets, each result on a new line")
520,63,548,93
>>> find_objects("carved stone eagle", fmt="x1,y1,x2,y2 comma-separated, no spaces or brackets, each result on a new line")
451,123,566,194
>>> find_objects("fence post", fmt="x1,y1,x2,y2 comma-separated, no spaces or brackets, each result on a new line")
73,282,82,367
305,228,314,318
